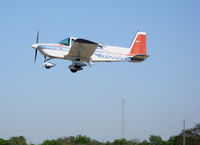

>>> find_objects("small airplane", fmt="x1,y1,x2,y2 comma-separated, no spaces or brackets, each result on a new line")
32,31,149,73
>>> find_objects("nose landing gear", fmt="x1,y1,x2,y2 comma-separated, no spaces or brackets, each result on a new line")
43,58,56,69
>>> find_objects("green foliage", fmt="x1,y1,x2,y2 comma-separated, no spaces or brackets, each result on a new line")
41,139,60,145
0,138,9,145
105,141,112,145
129,139,140,145
112,138,132,145
167,136,180,145
74,135,91,144
170,123,200,145
138,140,150,145
149,135,165,145
1,124,200,145
138,123,200,145
89,139,104,145
57,136,73,145
184,123,200,145
8,136,27,145
138,135,171,145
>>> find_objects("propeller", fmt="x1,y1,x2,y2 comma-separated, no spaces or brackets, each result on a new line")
34,30,39,63
34,49,38,63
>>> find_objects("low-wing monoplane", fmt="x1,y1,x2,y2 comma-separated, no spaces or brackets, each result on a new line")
32,31,149,73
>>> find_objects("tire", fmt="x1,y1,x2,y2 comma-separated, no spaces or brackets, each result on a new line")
45,66,51,69
70,69,77,73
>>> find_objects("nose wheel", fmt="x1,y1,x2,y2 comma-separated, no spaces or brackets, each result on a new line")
43,58,56,69
44,65,52,69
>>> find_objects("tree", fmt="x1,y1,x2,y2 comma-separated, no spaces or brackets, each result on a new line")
184,123,200,145
112,139,131,145
105,141,112,145
138,140,150,145
149,135,164,145
129,139,140,145
138,136,170,145
57,136,73,145
0,138,9,145
40,140,60,145
168,123,200,145
90,139,104,145
167,136,180,145
8,136,27,145
74,135,91,144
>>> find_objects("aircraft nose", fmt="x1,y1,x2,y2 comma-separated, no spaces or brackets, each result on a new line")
32,44,39,49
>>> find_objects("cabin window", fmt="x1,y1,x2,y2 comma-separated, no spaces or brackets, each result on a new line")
59,38,70,46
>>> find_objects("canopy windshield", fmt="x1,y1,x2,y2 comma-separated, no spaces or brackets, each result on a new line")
59,38,70,46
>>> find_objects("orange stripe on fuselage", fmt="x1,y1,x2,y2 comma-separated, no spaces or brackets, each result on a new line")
51,44,65,47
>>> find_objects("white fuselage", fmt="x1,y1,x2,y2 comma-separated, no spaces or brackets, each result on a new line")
37,43,132,62
32,32,148,72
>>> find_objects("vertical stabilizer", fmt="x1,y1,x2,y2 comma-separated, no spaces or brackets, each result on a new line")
129,32,146,56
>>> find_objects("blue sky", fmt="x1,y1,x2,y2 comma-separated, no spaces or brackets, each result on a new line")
0,0,200,144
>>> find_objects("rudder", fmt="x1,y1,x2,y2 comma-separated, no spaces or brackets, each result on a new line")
129,32,146,56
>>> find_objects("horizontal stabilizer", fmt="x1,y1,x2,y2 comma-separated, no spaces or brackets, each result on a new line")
130,55,149,62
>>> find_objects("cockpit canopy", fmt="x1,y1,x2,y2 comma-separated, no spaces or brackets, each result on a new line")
59,38,70,46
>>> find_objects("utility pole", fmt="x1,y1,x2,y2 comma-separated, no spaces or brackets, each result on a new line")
122,98,125,139
183,120,185,145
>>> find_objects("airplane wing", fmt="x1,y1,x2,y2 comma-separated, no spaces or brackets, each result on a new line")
67,39,98,61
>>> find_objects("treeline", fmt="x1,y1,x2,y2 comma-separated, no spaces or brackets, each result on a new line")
0,123,199,145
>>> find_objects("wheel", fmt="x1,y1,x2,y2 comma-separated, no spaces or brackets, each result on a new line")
70,69,77,73
45,66,51,69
